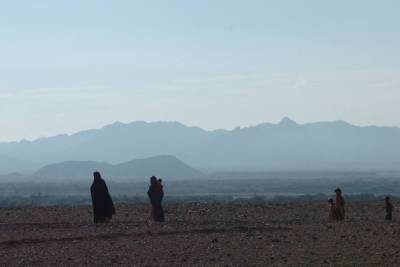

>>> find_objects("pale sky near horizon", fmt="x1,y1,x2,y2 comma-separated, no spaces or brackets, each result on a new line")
1,0,399,141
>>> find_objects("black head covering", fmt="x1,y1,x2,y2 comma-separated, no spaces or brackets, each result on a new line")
150,176,157,184
335,188,342,194
93,171,102,182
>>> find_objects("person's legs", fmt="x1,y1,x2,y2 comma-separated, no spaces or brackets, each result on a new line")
158,204,165,222
339,210,344,221
153,202,165,222
331,208,339,221
329,207,335,221
150,205,155,221
94,216,106,223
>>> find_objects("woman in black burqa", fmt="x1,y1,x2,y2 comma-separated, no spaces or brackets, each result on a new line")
147,176,165,222
90,171,115,223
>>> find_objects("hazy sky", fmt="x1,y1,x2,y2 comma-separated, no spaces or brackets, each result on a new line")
1,0,399,141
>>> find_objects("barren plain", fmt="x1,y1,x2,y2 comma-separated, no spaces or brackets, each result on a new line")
0,202,398,266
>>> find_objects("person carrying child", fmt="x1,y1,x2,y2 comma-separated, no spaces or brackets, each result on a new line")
147,176,165,223
334,188,345,221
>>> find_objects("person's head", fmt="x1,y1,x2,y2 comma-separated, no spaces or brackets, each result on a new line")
328,198,334,204
385,196,391,202
93,171,102,180
335,188,342,195
158,178,162,184
150,176,157,184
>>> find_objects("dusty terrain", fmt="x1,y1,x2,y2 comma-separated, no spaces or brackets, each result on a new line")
0,202,398,266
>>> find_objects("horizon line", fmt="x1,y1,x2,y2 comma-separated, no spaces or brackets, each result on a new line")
2,117,400,144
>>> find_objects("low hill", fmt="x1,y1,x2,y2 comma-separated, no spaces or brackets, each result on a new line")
35,155,201,179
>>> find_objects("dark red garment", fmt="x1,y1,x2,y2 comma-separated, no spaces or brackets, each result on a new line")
335,195,344,208
335,195,345,221
153,182,163,195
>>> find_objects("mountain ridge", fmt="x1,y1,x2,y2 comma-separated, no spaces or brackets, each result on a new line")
6,118,398,145
1,118,400,174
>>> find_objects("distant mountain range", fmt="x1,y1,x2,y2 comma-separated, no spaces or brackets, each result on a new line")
1,118,400,175
35,155,201,179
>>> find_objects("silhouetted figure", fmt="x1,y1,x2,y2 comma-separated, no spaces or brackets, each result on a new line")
147,176,165,222
334,188,345,221
90,172,115,223
385,196,393,221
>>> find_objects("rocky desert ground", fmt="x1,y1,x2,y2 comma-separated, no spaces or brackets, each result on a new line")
0,201,399,266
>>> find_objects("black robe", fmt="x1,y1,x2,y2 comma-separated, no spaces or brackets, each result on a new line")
147,182,165,222
90,178,115,223
386,202,393,220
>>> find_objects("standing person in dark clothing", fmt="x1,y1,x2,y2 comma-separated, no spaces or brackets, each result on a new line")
147,176,165,222
334,188,345,221
90,172,115,223
385,196,393,221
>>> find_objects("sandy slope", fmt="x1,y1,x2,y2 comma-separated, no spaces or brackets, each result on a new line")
0,202,398,266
